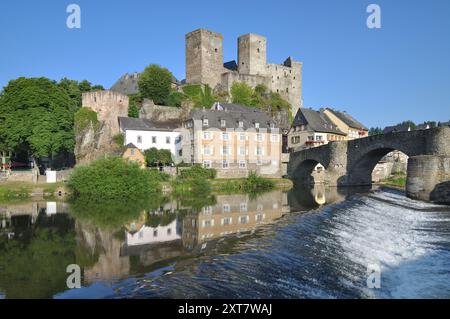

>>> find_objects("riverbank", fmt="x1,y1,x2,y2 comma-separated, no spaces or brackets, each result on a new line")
1,177,293,201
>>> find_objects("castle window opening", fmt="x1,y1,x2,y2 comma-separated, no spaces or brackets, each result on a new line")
257,48,260,53
286,88,289,93
215,48,218,53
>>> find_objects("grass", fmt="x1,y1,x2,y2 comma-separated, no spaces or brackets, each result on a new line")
381,173,406,188
0,181,67,201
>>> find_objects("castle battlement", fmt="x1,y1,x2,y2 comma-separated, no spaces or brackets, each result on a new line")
185,29,302,116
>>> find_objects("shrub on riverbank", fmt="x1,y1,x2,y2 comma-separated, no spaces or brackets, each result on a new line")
211,172,275,194
178,165,216,179
67,157,159,200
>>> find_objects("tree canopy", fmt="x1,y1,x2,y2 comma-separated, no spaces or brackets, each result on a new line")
144,147,173,166
138,64,173,105
0,77,78,157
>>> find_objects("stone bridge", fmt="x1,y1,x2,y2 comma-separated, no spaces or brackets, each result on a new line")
287,126,450,204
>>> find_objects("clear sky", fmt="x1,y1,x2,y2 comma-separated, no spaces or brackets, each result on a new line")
0,0,449,128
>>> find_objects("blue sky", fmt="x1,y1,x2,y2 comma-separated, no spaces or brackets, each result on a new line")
0,0,449,128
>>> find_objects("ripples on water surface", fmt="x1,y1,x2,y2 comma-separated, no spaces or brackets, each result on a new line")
62,189,450,299
2,187,450,299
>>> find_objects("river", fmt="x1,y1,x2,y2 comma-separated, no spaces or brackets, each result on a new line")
0,186,449,299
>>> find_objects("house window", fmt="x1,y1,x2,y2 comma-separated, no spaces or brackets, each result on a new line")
167,228,172,235
166,136,171,144
270,123,275,129
222,217,232,226
152,136,157,144
238,146,246,156
203,118,209,126
239,121,244,128
240,203,247,212
257,204,264,211
239,160,246,168
203,132,211,140
271,134,279,142
153,230,158,237
256,133,264,142
203,146,213,155
222,204,231,213
222,160,229,169
137,135,142,144
316,135,323,141
308,136,314,141
255,122,260,129
256,147,264,156
203,160,212,168
239,133,246,141
222,132,229,140
222,146,232,155
256,214,264,222
203,220,213,228
257,160,263,166
130,149,136,156
291,136,300,144
220,119,226,127
239,216,248,224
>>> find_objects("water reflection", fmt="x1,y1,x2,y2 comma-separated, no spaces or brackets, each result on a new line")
0,189,293,298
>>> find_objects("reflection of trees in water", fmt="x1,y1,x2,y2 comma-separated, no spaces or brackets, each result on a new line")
0,212,77,299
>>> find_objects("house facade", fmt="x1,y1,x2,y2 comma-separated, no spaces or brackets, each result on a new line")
322,108,368,139
122,143,146,168
118,117,182,163
178,103,285,178
288,108,346,151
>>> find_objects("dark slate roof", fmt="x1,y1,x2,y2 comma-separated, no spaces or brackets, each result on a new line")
189,103,276,130
111,72,179,95
383,123,412,134
223,60,238,71
324,108,368,130
119,117,181,132
293,108,345,135
111,73,140,95
125,143,138,149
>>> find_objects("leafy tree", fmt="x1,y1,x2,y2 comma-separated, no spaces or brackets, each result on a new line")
58,78,82,107
0,77,77,158
231,82,254,106
181,84,215,108
128,102,139,118
144,147,173,166
138,64,173,104
398,120,416,130
369,127,383,135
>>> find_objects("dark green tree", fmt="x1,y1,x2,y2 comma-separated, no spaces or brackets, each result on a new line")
0,77,77,158
138,64,173,104
369,127,383,135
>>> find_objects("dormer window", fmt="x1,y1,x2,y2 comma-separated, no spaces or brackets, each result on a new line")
220,119,226,127
239,121,244,128
203,118,209,126
270,123,275,129
255,122,260,129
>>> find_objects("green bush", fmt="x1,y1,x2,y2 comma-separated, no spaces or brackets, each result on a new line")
144,147,173,166
148,169,171,182
242,172,275,192
166,91,186,107
179,165,216,180
74,107,98,131
67,157,159,200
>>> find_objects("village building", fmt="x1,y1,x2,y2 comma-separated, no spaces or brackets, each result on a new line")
122,143,146,168
178,102,286,178
288,108,347,151
321,108,368,139
118,117,182,163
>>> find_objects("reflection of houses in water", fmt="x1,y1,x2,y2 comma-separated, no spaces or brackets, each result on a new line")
125,219,182,247
182,191,288,250
0,201,68,236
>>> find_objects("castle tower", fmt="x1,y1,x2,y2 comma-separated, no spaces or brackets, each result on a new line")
238,33,267,76
185,29,224,89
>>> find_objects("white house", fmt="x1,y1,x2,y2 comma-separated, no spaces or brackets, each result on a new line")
118,117,182,162
126,219,181,246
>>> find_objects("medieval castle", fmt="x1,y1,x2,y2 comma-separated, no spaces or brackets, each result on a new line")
111,28,303,117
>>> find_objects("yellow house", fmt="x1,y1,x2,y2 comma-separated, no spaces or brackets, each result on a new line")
123,143,146,168
322,108,369,140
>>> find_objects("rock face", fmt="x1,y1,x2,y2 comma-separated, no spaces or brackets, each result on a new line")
75,91,129,165
139,98,193,122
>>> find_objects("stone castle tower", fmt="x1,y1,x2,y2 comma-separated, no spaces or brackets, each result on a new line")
185,29,303,117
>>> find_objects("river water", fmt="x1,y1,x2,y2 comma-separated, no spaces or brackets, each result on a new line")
1,186,449,299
